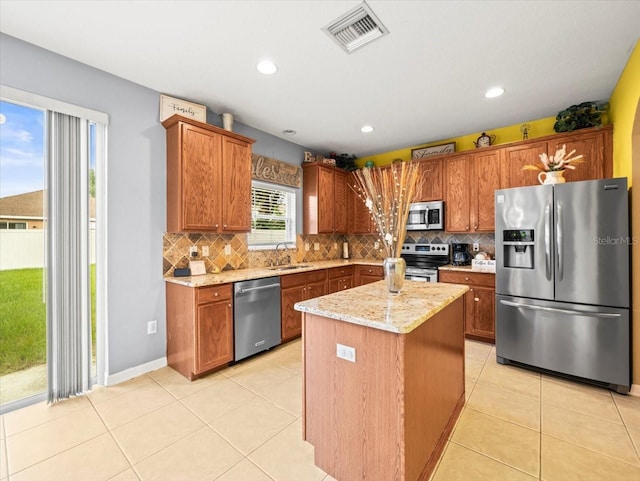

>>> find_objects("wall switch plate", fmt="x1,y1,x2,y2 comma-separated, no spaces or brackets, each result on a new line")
202,246,209,256
224,244,231,255
147,320,157,335
305,243,310,252
473,243,480,252
336,343,356,363
374,241,380,249
314,242,320,251
189,246,198,256
333,242,338,249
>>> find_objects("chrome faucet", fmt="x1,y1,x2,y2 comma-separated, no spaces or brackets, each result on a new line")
274,242,290,266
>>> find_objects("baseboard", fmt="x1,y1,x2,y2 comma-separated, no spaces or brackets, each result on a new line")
104,357,167,386
629,384,640,397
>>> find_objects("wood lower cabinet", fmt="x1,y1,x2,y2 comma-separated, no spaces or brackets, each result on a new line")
166,283,233,380
280,270,328,341
439,270,496,343
163,114,254,233
327,266,354,293
303,163,348,234
354,265,384,286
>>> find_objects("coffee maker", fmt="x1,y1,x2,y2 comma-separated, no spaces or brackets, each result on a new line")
451,243,472,266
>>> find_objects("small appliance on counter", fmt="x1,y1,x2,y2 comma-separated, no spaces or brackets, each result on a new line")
451,243,472,266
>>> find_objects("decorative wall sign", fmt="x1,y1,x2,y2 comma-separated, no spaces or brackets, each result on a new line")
159,94,206,122
411,142,456,160
252,154,302,188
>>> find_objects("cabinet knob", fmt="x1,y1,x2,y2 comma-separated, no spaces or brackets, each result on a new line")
465,277,470,281
215,224,219,228
223,224,227,228
474,297,480,302
214,292,219,297
228,303,231,307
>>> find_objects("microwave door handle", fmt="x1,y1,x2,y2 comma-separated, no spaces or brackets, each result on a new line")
424,207,430,227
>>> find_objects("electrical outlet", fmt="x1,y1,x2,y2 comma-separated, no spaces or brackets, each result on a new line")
224,244,231,255
333,242,338,249
374,241,380,250
147,320,157,335
473,243,480,252
336,343,356,363
189,246,198,257
314,242,320,251
305,243,310,252
202,246,209,256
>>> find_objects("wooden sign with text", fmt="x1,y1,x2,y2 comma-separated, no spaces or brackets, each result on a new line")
251,154,301,188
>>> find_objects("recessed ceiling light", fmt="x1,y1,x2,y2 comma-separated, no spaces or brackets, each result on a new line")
361,125,374,133
485,87,505,98
282,129,296,135
257,60,277,75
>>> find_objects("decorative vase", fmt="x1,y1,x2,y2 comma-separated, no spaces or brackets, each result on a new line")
221,112,234,131
383,257,406,293
538,170,566,185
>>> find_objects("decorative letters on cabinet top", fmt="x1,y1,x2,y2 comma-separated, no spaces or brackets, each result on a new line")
251,154,302,188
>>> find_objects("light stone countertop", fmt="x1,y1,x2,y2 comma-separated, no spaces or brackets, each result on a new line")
439,264,496,274
163,258,383,288
294,280,469,334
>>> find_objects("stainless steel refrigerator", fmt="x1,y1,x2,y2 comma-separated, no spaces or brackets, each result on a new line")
495,178,630,393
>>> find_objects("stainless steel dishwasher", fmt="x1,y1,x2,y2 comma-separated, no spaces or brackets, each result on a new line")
233,277,281,361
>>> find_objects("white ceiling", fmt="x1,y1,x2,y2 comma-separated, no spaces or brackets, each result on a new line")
1,0,639,157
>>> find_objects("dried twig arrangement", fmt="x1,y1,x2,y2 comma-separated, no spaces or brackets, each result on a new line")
352,161,420,258
522,144,584,172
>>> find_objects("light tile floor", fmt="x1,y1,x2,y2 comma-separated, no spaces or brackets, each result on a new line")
1,339,639,481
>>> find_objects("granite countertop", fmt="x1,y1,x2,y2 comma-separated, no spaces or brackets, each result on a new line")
439,264,496,274
164,258,383,287
294,280,468,334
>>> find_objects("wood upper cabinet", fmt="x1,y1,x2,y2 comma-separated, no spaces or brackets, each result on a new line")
439,270,496,343
303,163,348,234
547,129,608,182
444,154,471,232
280,270,328,341
415,158,444,202
166,283,233,380
163,115,255,233
471,149,503,232
502,142,547,188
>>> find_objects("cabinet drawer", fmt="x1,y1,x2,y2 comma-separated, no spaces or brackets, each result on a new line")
281,269,327,289
355,265,383,277
328,266,355,279
439,270,495,288
197,284,232,304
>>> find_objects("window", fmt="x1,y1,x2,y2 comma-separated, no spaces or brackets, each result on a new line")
0,222,27,229
247,181,296,248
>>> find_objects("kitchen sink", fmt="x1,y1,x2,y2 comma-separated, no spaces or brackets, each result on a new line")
268,264,311,271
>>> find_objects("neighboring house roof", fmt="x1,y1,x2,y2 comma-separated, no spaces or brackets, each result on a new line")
0,190,96,218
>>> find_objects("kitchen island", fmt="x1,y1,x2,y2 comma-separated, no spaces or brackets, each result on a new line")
295,281,468,481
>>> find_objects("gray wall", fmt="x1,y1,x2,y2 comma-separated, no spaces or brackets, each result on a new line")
0,33,311,377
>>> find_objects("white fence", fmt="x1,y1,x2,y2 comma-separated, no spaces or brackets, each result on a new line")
0,230,96,271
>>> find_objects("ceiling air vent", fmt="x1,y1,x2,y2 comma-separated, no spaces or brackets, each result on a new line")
322,2,389,54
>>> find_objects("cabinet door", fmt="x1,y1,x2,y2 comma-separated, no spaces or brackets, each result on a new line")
195,301,233,373
467,286,495,342
306,279,328,300
281,286,305,341
445,155,471,232
318,168,335,233
182,124,222,230
416,159,443,201
471,150,502,232
502,142,546,188
547,132,604,182
358,274,383,286
221,137,251,232
334,171,348,233
349,183,372,234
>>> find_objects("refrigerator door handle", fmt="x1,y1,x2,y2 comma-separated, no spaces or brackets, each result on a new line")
544,200,552,281
556,201,563,281
499,300,621,318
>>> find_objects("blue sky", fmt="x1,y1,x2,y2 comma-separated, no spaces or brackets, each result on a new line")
0,100,45,198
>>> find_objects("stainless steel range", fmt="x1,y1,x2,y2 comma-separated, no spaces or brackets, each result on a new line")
400,243,450,282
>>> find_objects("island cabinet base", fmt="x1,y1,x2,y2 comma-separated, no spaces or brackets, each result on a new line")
302,297,465,481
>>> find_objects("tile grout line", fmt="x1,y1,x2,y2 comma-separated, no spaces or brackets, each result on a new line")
448,439,540,479
611,392,640,462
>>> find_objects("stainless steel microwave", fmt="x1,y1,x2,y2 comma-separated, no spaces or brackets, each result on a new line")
406,201,444,231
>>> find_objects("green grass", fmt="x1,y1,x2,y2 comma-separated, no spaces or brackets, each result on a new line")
0,267,96,376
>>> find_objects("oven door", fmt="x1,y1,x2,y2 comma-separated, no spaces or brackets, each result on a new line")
405,268,438,282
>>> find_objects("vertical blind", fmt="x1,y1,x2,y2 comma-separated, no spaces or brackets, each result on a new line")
247,182,296,246
46,111,93,402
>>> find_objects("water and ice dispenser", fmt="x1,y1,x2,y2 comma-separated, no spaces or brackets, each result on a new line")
502,229,535,269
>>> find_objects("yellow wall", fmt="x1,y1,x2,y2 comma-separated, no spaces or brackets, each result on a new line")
358,117,557,167
609,41,640,184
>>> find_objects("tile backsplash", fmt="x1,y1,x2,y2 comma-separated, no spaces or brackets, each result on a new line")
163,231,495,276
